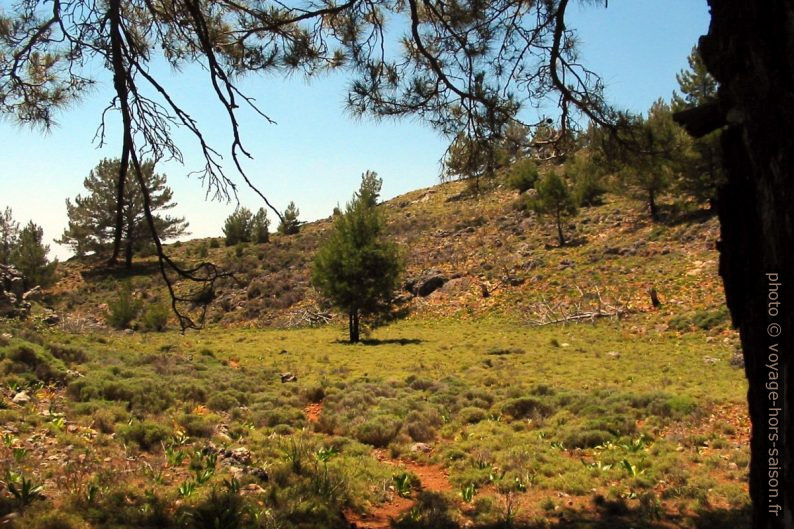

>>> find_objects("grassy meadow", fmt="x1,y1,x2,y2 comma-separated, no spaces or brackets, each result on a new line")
0,312,750,528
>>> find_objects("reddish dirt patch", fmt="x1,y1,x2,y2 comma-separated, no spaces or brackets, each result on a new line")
373,449,453,493
305,402,323,423
344,495,413,529
345,449,454,528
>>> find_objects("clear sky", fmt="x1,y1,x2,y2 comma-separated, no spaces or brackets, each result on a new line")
0,0,710,260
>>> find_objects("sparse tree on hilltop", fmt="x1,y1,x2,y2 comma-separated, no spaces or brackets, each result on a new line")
357,171,382,207
529,173,577,247
312,178,401,342
0,207,19,266
672,47,723,208
278,202,302,235
58,159,188,267
223,208,254,246
251,208,271,244
11,221,57,289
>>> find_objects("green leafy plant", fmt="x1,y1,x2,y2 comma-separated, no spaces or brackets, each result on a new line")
7,473,44,506
178,479,197,498
393,472,413,498
621,459,646,477
461,483,477,503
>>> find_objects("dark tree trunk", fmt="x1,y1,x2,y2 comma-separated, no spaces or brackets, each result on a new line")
349,310,360,343
695,2,794,527
648,189,659,221
124,224,134,269
555,208,565,246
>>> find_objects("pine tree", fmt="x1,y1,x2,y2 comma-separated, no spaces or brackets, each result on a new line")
528,173,577,246
251,208,270,244
672,47,723,208
58,159,188,267
312,178,401,342
277,202,302,235
357,171,382,207
223,208,254,246
628,99,694,220
11,221,57,288
0,207,19,266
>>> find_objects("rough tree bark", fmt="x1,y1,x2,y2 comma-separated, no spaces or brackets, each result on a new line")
682,1,794,527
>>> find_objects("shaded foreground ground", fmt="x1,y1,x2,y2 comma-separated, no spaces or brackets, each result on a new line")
0,316,749,528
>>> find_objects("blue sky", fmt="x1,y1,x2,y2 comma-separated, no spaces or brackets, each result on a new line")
0,0,710,260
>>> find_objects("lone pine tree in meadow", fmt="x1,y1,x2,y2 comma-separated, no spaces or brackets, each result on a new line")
58,159,188,268
312,172,401,342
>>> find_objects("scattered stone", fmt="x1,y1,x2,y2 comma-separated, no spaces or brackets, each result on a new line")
606,351,621,359
404,270,449,297
410,442,432,453
12,391,31,404
228,466,245,480
242,483,267,495
280,372,298,383
0,264,32,318
230,447,252,465
249,467,269,481
703,356,719,366
42,311,60,325
729,349,744,368
67,424,79,433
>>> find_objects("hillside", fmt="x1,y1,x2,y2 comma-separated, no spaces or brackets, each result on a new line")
0,177,751,529
50,178,727,335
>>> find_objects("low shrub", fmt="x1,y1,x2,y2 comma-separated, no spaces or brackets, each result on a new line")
207,391,241,411
178,413,216,438
458,407,487,425
561,429,614,448
118,421,170,451
107,283,141,330
501,397,553,420
354,415,402,447
142,302,169,332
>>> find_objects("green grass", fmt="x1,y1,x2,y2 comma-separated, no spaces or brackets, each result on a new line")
0,314,748,528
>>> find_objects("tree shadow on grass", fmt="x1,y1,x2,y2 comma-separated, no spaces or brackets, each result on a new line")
361,338,423,346
332,338,424,346
385,490,751,529
81,260,162,280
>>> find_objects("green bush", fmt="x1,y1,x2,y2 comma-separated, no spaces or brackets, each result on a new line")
506,158,539,193
107,282,141,330
207,391,241,411
561,429,614,448
178,413,216,438
142,301,169,332
403,409,442,442
3,344,66,383
47,344,88,364
501,397,553,419
458,407,487,424
354,415,402,447
118,421,170,450
209,238,220,248
68,377,174,412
